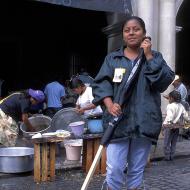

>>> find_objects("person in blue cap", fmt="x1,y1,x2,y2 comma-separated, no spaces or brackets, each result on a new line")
0,88,45,147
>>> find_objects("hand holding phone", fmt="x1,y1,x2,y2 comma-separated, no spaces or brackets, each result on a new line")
141,36,153,60
143,36,151,41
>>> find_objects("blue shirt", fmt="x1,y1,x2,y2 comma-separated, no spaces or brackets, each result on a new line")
44,81,65,108
175,83,187,102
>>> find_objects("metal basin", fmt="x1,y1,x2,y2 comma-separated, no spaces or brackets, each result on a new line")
0,147,34,173
20,115,52,137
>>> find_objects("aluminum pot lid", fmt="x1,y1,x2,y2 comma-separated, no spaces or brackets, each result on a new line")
51,107,85,132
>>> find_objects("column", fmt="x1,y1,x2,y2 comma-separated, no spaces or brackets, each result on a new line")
134,0,158,49
103,13,127,53
137,0,154,37
158,0,176,113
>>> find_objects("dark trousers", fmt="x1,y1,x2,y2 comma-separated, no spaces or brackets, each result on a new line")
164,128,179,159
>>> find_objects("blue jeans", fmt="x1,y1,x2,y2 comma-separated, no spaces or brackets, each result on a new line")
106,138,152,190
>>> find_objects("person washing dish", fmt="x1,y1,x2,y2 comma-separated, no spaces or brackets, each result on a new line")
0,89,45,147
69,77,102,118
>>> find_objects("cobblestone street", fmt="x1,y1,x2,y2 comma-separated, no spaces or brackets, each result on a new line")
0,155,190,189
1,138,190,190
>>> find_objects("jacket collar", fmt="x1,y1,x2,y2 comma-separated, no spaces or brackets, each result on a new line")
112,46,126,58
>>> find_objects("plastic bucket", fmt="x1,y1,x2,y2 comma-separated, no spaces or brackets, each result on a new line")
69,121,85,137
64,139,83,161
87,119,103,133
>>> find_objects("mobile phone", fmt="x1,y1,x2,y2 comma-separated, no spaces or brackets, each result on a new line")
143,36,151,41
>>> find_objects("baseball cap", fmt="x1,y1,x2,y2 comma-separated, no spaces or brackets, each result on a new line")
29,88,45,102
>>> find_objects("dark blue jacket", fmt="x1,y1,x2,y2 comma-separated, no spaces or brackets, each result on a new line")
92,47,175,143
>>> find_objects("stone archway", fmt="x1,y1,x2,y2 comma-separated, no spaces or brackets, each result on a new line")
0,0,107,93
176,0,190,84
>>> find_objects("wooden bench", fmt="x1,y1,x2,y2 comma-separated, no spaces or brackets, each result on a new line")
82,134,106,174
32,136,64,183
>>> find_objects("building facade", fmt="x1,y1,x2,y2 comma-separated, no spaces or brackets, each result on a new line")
103,0,186,112
40,0,188,112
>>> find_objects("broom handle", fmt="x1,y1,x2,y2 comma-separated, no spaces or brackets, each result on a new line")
81,145,104,190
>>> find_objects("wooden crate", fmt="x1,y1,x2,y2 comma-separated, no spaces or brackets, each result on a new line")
32,137,64,183
82,134,106,174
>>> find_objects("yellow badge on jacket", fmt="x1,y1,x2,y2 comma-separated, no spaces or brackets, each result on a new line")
113,68,126,82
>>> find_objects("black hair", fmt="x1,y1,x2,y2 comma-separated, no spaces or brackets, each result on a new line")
169,90,181,103
122,16,146,34
69,77,85,89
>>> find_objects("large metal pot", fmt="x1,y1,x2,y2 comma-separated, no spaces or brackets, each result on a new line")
0,147,34,173
20,114,52,137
